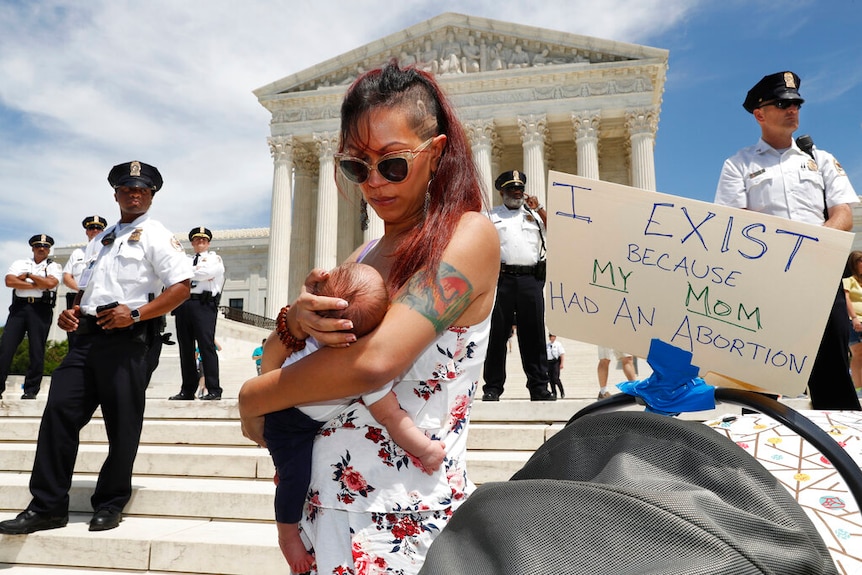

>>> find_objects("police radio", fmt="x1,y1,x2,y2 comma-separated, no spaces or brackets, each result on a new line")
796,134,827,220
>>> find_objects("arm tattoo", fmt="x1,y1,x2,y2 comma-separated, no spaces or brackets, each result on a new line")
396,261,473,333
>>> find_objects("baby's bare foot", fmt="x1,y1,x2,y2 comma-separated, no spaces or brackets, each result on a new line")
277,522,314,573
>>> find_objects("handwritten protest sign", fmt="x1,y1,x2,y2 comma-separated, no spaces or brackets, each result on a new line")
545,171,855,396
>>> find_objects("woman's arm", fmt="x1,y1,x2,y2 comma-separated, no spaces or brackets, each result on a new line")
239,212,499,442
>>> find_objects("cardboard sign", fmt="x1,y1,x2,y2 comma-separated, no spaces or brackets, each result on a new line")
545,171,855,395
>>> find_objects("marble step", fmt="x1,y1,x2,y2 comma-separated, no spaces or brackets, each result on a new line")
0,472,275,521
0,512,284,575
0,441,530,496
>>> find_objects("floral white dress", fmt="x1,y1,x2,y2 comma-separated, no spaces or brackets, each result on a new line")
299,314,490,575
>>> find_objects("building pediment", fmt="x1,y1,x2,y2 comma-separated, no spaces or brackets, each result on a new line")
254,12,668,98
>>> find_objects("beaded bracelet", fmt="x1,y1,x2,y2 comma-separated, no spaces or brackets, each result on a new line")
276,305,307,352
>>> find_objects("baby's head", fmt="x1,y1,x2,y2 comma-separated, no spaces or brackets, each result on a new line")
314,262,389,337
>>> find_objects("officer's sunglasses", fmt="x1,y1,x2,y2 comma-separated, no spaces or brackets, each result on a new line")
761,100,803,110
335,138,434,185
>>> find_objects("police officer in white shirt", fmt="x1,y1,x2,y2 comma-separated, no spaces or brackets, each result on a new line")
715,71,860,410
482,170,554,401
0,234,63,400
62,215,108,307
0,161,192,536
170,227,225,401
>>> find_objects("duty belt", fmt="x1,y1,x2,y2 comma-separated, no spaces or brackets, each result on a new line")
500,263,537,276
14,295,49,305
75,315,138,335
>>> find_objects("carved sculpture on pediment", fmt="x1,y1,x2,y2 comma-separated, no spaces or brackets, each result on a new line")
462,34,481,73
439,31,463,74
418,38,439,75
288,26,644,93
489,41,505,71
399,50,417,68
532,47,550,67
508,44,530,69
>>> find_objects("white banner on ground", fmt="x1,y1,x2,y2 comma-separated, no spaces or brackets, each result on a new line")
544,171,854,396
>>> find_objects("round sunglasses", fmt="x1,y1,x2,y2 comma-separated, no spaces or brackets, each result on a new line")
335,137,434,184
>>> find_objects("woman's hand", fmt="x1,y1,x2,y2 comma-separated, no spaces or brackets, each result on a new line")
853,316,862,332
293,268,357,348
240,411,266,448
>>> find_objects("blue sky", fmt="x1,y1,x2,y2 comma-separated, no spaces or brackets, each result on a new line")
0,0,860,325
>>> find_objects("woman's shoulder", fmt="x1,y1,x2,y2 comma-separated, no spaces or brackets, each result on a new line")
453,210,497,240
446,211,499,265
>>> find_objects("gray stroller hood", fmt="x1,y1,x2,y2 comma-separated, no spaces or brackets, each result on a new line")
420,410,837,575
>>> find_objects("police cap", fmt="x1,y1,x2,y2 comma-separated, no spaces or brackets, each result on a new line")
743,71,805,113
108,161,163,192
495,170,527,191
81,215,108,229
189,227,213,241
29,234,54,248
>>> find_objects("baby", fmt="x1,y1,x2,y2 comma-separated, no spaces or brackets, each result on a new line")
263,262,446,573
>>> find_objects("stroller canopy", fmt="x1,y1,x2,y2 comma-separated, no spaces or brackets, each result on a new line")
420,411,836,575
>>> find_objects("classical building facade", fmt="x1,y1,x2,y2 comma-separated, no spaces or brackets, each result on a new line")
254,12,670,318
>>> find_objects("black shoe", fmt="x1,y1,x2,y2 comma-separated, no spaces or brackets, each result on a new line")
529,388,556,401
168,393,195,400
200,392,222,401
21,393,37,400
481,391,500,401
89,508,122,531
0,509,68,534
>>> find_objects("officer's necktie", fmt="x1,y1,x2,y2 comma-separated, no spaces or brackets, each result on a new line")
193,254,200,266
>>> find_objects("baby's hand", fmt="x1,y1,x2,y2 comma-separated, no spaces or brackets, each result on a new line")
417,440,446,474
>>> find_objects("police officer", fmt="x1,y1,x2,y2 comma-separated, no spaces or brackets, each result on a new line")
0,161,192,535
0,234,62,400
62,215,107,310
482,170,554,401
715,71,861,410
170,227,225,401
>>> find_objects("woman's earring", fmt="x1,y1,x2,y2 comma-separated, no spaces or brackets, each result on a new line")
423,176,434,220
360,198,369,231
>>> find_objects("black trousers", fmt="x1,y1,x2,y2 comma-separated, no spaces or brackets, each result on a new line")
0,301,52,396
483,272,550,396
808,284,861,410
174,298,221,396
548,358,563,397
27,323,151,515
264,407,325,524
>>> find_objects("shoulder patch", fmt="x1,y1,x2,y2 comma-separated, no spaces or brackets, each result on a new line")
834,158,847,176
171,237,184,251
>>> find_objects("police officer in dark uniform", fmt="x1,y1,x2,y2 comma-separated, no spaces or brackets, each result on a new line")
0,161,192,535
0,234,63,399
170,227,225,401
482,170,554,401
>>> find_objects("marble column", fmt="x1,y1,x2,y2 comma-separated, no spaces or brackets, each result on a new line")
364,204,384,243
465,118,496,208
313,132,340,271
290,146,317,300
265,135,294,319
571,110,601,180
518,114,549,206
490,138,503,208
625,107,659,191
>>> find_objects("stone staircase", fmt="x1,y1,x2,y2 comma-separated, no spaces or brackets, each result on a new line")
0,317,800,574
